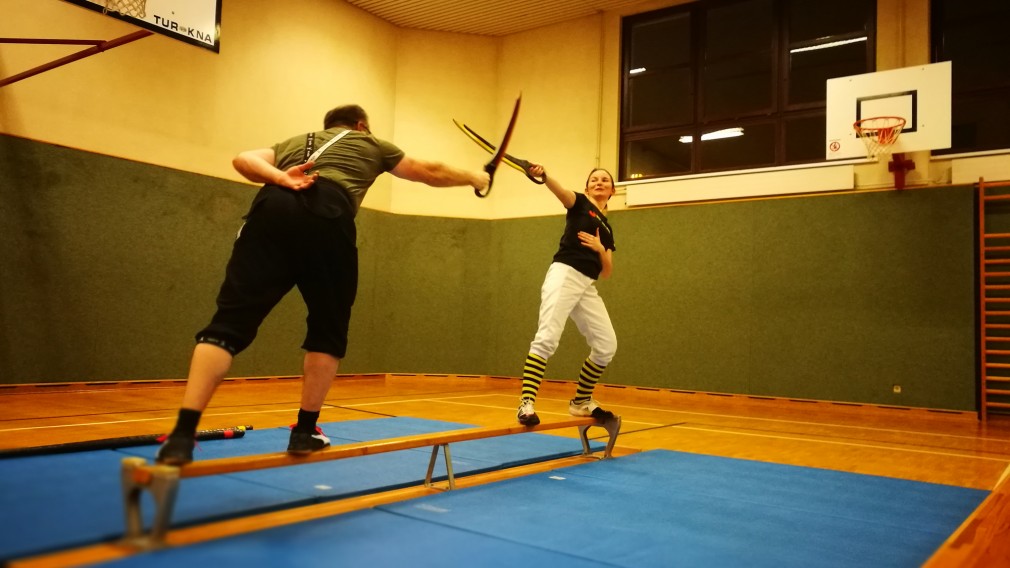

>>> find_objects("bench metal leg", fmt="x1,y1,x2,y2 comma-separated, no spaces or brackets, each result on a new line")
424,443,455,490
120,458,180,550
578,415,622,459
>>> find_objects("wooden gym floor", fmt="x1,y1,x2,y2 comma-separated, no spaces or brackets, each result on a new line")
2,373,1009,566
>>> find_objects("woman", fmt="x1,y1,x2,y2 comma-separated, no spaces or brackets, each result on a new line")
517,164,618,426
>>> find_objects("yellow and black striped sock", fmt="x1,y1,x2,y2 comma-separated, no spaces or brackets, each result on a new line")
573,358,606,403
521,353,547,401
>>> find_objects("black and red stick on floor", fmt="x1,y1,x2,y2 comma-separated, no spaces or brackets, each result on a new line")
0,425,253,458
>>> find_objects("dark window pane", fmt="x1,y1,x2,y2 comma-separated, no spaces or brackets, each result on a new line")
789,41,870,105
936,92,1010,155
940,0,1005,19
942,25,1010,92
706,0,774,60
629,12,692,69
703,52,773,119
627,69,694,128
784,114,826,162
619,0,875,175
932,0,1010,155
624,134,692,178
699,122,776,170
789,0,873,43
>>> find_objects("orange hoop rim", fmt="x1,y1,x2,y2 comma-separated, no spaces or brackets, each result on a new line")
853,116,906,136
853,116,906,157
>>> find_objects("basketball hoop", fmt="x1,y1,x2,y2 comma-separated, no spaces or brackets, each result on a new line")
853,116,906,160
104,0,147,19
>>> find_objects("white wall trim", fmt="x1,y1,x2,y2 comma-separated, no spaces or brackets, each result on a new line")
624,162,857,207
949,153,1010,185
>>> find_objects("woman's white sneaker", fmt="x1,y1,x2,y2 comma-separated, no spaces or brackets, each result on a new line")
569,398,614,421
517,399,540,426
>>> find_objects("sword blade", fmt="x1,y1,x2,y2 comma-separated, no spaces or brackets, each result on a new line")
475,94,522,197
453,117,543,184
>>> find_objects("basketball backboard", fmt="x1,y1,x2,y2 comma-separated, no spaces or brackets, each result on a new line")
825,61,951,160
62,0,221,52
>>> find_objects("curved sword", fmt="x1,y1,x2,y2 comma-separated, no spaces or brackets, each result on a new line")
475,94,522,198
453,119,545,185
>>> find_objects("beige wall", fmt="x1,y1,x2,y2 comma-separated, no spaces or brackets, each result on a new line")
391,14,627,220
389,29,498,218
1,1,401,179
1,1,609,221
3,0,1002,219
0,1,636,222
494,15,611,219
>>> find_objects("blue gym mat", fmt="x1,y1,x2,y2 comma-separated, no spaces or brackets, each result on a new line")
99,450,988,568
0,417,601,562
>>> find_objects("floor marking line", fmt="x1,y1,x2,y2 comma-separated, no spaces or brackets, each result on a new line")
675,425,1010,463
0,403,388,435
344,398,665,427
996,463,1010,487
345,393,1010,445
341,393,511,407
471,394,1009,444
0,408,307,434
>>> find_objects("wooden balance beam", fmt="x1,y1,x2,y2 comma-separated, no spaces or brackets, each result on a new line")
120,415,621,549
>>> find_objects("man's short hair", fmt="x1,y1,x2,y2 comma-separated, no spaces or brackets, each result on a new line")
324,105,368,129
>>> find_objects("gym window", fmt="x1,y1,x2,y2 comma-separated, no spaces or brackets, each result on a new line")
930,0,1010,156
619,0,876,181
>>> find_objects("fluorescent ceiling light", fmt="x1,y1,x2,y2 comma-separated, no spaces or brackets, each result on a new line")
790,37,867,54
679,127,744,143
629,67,646,74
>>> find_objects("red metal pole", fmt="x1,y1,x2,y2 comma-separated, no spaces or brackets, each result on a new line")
0,38,103,45
0,30,153,88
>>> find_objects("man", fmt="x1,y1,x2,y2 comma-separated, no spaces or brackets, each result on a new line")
156,104,489,465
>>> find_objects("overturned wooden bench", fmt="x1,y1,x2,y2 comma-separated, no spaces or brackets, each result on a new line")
120,415,621,548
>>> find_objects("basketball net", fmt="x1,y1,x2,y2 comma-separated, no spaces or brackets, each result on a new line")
104,0,147,19
853,116,906,160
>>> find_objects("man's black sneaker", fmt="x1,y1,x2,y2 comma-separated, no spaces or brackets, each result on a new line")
287,426,331,455
155,435,195,466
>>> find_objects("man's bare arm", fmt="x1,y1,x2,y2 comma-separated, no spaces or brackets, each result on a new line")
390,156,489,190
232,148,318,190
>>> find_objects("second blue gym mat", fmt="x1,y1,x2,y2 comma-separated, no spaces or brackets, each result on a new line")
99,449,988,568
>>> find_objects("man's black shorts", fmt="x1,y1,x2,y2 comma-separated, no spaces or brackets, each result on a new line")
197,181,358,358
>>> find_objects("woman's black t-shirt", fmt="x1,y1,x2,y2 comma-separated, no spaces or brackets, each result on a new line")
552,193,616,280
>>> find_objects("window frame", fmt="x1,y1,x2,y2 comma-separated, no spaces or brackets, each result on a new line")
619,0,877,181
929,0,1010,156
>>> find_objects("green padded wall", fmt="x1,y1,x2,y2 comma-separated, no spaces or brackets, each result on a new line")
351,211,494,375
595,191,976,409
0,134,309,381
0,135,978,410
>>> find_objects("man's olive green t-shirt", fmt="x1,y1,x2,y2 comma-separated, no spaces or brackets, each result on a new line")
272,128,405,216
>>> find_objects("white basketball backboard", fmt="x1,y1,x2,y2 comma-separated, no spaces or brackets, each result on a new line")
826,61,951,160
62,0,221,52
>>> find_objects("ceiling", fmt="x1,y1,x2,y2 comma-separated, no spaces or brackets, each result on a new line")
343,0,647,36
